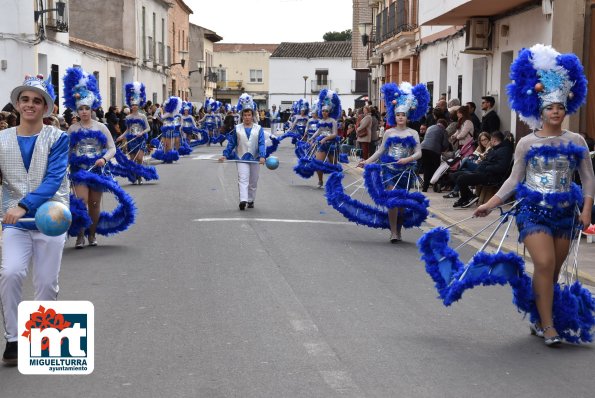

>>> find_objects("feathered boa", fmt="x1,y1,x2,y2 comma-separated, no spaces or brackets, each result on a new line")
325,171,389,229
69,170,136,236
417,226,595,343
110,148,159,183
363,163,428,228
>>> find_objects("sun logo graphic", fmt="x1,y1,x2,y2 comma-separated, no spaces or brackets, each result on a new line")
18,301,94,374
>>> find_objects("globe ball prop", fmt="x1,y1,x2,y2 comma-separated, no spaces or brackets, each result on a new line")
265,156,279,170
34,201,72,236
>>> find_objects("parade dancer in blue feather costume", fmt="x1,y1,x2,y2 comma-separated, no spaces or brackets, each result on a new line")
152,96,182,163
471,45,595,346
283,99,309,144
412,44,595,346
198,98,220,146
305,107,319,140
63,67,136,249
295,89,343,188
360,82,430,243
177,101,199,153
115,82,154,184
219,94,267,210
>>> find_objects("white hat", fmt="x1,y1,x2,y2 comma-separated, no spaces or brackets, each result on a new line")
11,74,56,117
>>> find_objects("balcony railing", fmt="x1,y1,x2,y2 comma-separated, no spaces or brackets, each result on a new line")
375,0,418,44
311,80,332,93
216,80,243,90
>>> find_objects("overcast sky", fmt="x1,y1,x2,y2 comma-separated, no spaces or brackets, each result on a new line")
187,0,353,43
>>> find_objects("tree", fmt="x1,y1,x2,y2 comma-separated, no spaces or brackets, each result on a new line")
323,29,352,42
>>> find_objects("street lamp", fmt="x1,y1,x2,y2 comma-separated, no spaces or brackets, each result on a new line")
302,75,308,98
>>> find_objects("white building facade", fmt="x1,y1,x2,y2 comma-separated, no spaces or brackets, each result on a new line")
269,42,357,112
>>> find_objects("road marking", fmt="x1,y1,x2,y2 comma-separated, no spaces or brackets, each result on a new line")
193,217,353,225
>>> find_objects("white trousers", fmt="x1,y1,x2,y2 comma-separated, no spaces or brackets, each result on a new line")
0,228,65,342
270,122,279,134
237,162,260,203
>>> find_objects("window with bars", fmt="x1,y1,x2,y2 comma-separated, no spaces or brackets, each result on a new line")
249,69,262,83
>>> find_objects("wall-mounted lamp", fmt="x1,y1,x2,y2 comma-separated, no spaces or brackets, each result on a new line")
164,59,186,69
34,0,66,22
189,60,205,76
358,22,373,47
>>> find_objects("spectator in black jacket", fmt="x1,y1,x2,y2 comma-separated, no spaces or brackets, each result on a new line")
480,96,500,134
105,106,120,140
467,101,481,138
450,131,513,208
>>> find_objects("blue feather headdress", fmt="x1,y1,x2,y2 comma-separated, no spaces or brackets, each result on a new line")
124,82,146,107
508,44,587,129
382,82,430,126
162,96,182,117
237,93,255,113
317,89,341,120
63,67,102,110
181,101,193,114
296,98,309,114
204,97,219,113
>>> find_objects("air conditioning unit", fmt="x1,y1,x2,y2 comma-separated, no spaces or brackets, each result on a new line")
368,0,383,6
465,18,491,50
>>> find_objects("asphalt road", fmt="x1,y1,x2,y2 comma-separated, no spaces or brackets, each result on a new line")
1,144,594,397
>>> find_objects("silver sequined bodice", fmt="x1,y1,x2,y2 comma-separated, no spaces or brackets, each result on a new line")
296,118,307,127
318,125,332,137
74,137,103,158
388,143,413,159
128,122,144,135
163,117,175,127
182,119,194,128
525,154,574,194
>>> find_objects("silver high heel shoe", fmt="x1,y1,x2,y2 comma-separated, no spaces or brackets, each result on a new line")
529,323,544,338
542,325,562,347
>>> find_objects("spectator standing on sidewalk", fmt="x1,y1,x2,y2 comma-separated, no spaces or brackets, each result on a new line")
356,105,372,159
480,96,500,134
420,119,449,192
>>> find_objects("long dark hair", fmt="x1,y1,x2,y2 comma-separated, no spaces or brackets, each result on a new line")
456,105,470,129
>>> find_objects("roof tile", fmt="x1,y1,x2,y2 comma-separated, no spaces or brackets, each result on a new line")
270,42,351,58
